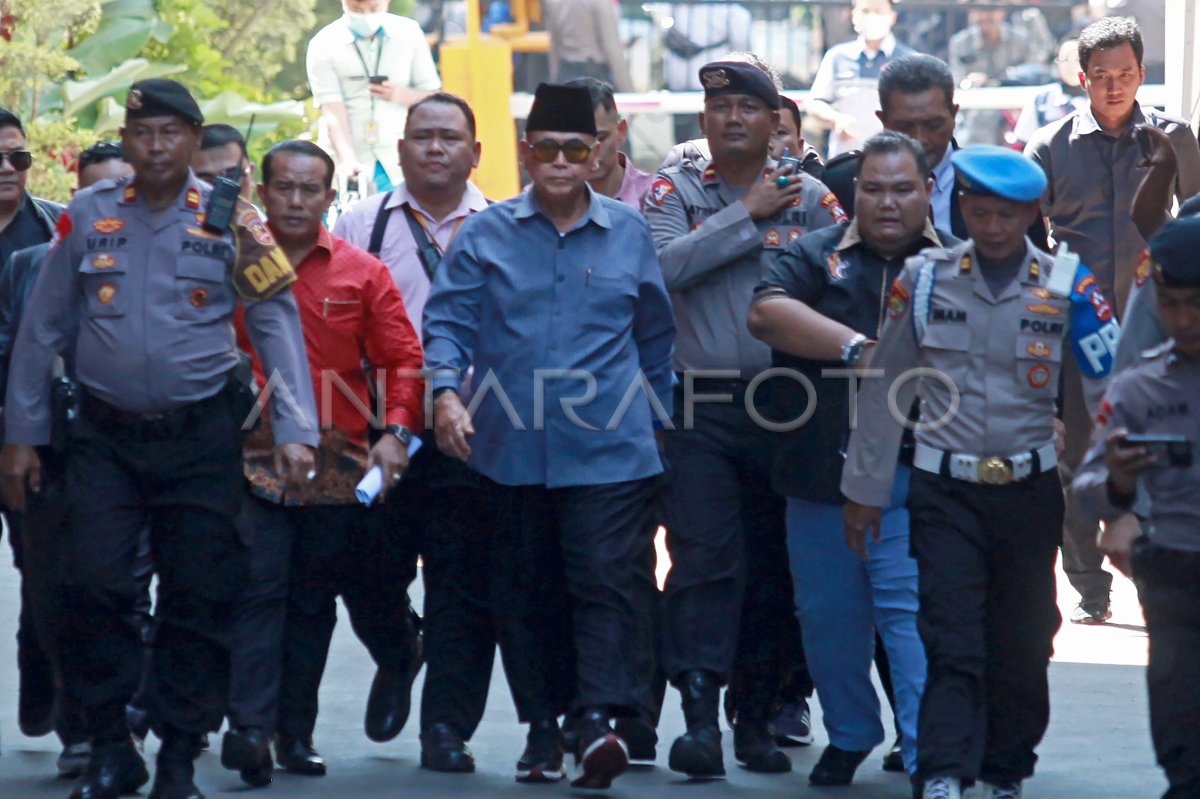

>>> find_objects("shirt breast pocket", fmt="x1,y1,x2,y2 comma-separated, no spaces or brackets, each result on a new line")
321,298,364,334
580,272,636,332
1014,334,1063,394
78,256,127,318
175,256,228,321
921,323,972,377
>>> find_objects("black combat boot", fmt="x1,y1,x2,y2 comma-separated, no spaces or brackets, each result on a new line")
667,671,725,778
148,730,204,799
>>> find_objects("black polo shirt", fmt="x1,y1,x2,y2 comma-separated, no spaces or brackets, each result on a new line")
0,194,54,273
754,220,956,502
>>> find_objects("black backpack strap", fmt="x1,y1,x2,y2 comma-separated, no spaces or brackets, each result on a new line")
367,191,394,257
401,205,441,282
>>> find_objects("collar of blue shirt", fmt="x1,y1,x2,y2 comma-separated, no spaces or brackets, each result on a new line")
514,184,613,232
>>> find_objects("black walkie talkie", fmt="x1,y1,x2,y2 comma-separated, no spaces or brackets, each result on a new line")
203,176,241,233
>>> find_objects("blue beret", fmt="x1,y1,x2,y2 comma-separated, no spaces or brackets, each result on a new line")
1149,216,1200,288
950,145,1046,203
699,61,780,110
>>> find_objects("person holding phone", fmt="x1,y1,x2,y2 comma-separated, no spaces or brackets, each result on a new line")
1072,216,1200,799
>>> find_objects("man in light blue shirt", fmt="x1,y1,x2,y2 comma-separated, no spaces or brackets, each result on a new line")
423,83,674,790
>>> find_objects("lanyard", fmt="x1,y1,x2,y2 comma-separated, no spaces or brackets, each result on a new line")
352,35,385,112
410,211,464,256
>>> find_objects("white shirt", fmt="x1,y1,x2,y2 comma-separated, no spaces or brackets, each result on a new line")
306,14,441,183
663,3,753,91
929,146,955,232
809,34,913,158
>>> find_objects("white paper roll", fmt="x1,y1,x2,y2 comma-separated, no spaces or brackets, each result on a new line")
354,437,424,505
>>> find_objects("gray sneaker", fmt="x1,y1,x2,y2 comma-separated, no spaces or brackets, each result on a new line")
923,775,963,799
981,781,1023,799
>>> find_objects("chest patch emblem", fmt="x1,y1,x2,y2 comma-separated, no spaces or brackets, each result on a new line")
93,217,124,234
1026,302,1062,317
826,252,848,281
1027,364,1052,388
97,283,116,305
92,254,116,270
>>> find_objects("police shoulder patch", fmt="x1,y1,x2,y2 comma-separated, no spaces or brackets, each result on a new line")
1134,248,1151,288
649,178,676,207
888,277,910,320
49,212,72,252
231,201,294,301
820,191,849,224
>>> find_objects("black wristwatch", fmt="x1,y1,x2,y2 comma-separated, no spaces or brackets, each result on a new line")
385,424,414,448
431,386,458,400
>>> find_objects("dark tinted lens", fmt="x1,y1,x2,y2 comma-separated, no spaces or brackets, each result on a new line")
561,140,592,164
531,140,562,163
2,150,32,171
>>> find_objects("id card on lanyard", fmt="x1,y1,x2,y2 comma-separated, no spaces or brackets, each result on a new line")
353,34,385,144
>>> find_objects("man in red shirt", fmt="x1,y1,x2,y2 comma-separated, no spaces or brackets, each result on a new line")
223,140,425,785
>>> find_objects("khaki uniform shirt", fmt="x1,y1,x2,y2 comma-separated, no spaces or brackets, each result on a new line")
5,174,318,448
644,156,845,375
1073,344,1200,552
841,238,1118,507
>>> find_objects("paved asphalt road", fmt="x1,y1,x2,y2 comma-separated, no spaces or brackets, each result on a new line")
0,550,1163,798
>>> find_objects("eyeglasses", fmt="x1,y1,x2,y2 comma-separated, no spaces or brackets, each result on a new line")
0,150,33,172
219,164,249,182
529,139,593,164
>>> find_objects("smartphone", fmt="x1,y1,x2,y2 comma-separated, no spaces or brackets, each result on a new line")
778,147,802,173
369,75,389,85
203,176,241,234
1118,433,1193,468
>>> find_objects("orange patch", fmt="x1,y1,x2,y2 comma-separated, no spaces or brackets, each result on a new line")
92,254,116,270
787,229,803,244
764,229,781,247
92,217,124,234
820,191,849,224
648,179,675,207
1026,341,1052,359
1134,249,1151,288
186,188,201,210
1027,364,1051,388
190,288,208,308
1026,302,1062,316
1028,286,1051,300
97,284,116,305
826,252,848,281
238,209,275,247
122,185,137,204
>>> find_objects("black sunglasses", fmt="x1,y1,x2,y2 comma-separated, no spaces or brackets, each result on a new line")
0,150,33,172
529,139,592,164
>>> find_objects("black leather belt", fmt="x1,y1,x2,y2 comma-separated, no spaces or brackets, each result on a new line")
82,385,229,439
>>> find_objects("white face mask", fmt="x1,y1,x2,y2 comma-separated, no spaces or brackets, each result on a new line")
346,11,386,37
853,12,894,42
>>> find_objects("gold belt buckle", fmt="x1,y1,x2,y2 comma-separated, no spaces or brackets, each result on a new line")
977,457,1013,485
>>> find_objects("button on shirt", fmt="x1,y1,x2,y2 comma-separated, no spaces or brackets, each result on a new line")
5,175,318,448
333,180,489,329
809,35,915,158
1025,103,1200,311
840,239,1116,507
644,156,845,375
238,227,424,505
423,188,675,488
1074,347,1200,552
306,14,441,183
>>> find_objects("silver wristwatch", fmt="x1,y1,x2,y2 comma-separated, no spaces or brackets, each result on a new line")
840,333,870,367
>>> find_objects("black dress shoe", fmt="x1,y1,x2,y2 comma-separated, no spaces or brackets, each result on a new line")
420,723,476,773
365,641,423,743
221,727,273,788
733,718,792,774
275,734,326,777
148,746,204,799
882,735,905,772
808,743,871,786
613,717,657,763
68,739,149,799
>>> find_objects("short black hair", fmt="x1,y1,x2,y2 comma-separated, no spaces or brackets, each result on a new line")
405,92,477,140
261,140,336,190
564,77,617,115
1078,16,1143,72
780,96,801,130
79,141,124,171
200,123,249,160
878,54,955,115
857,130,930,181
0,107,25,136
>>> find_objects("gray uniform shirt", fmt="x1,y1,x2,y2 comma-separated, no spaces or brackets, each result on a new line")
1025,104,1200,310
5,174,318,447
841,239,1117,507
1073,344,1200,552
643,156,844,375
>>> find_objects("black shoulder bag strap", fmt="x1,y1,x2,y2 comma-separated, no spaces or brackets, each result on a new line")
367,191,394,257
400,205,442,282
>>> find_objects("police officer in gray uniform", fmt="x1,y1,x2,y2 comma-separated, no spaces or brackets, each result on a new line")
0,79,319,799
1073,217,1200,799
644,60,845,778
840,146,1118,799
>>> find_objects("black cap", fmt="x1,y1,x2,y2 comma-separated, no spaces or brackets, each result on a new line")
526,83,597,136
125,79,204,126
1149,216,1200,289
699,61,781,110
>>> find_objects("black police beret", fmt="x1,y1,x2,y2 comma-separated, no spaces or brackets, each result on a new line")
699,61,781,110
125,78,204,126
1149,216,1200,289
526,83,597,136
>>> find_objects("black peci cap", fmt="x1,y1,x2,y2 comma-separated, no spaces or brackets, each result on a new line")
525,83,597,136
125,78,204,126
698,61,781,110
